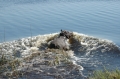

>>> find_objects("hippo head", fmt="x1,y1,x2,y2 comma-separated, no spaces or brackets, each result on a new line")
59,29,73,39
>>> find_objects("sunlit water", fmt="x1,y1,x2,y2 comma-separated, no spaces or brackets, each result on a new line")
0,0,120,77
0,0,120,45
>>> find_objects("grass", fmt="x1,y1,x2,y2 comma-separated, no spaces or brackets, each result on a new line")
0,54,8,66
0,53,21,78
89,68,120,79
29,26,33,47
1,49,119,79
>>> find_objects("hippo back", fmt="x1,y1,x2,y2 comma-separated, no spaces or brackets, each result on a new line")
49,36,70,50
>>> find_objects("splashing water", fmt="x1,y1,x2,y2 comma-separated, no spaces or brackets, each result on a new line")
0,32,120,78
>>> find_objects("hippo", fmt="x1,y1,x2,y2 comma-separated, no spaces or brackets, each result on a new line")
48,30,73,50
59,30,73,39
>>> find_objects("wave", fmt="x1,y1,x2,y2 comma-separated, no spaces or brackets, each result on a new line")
73,32,120,55
0,32,119,58
0,32,120,78
0,32,120,58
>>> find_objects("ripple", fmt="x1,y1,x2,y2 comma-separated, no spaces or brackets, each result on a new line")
0,0,120,44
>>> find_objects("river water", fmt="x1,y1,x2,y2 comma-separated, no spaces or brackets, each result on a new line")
0,0,120,78
0,0,120,45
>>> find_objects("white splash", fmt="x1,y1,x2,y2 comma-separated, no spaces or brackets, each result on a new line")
0,32,119,66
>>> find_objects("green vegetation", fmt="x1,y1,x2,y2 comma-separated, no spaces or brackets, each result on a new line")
89,68,120,79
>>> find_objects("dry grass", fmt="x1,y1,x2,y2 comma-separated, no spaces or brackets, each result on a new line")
0,54,21,78
89,68,120,79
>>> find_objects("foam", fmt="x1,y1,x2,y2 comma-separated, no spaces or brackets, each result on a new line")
0,32,120,78
0,32,119,58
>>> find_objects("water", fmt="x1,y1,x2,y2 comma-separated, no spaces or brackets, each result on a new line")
0,0,120,45
0,0,120,78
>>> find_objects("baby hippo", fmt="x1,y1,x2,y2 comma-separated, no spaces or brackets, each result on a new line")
48,30,73,50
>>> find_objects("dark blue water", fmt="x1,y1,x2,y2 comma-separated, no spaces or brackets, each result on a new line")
0,0,120,46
